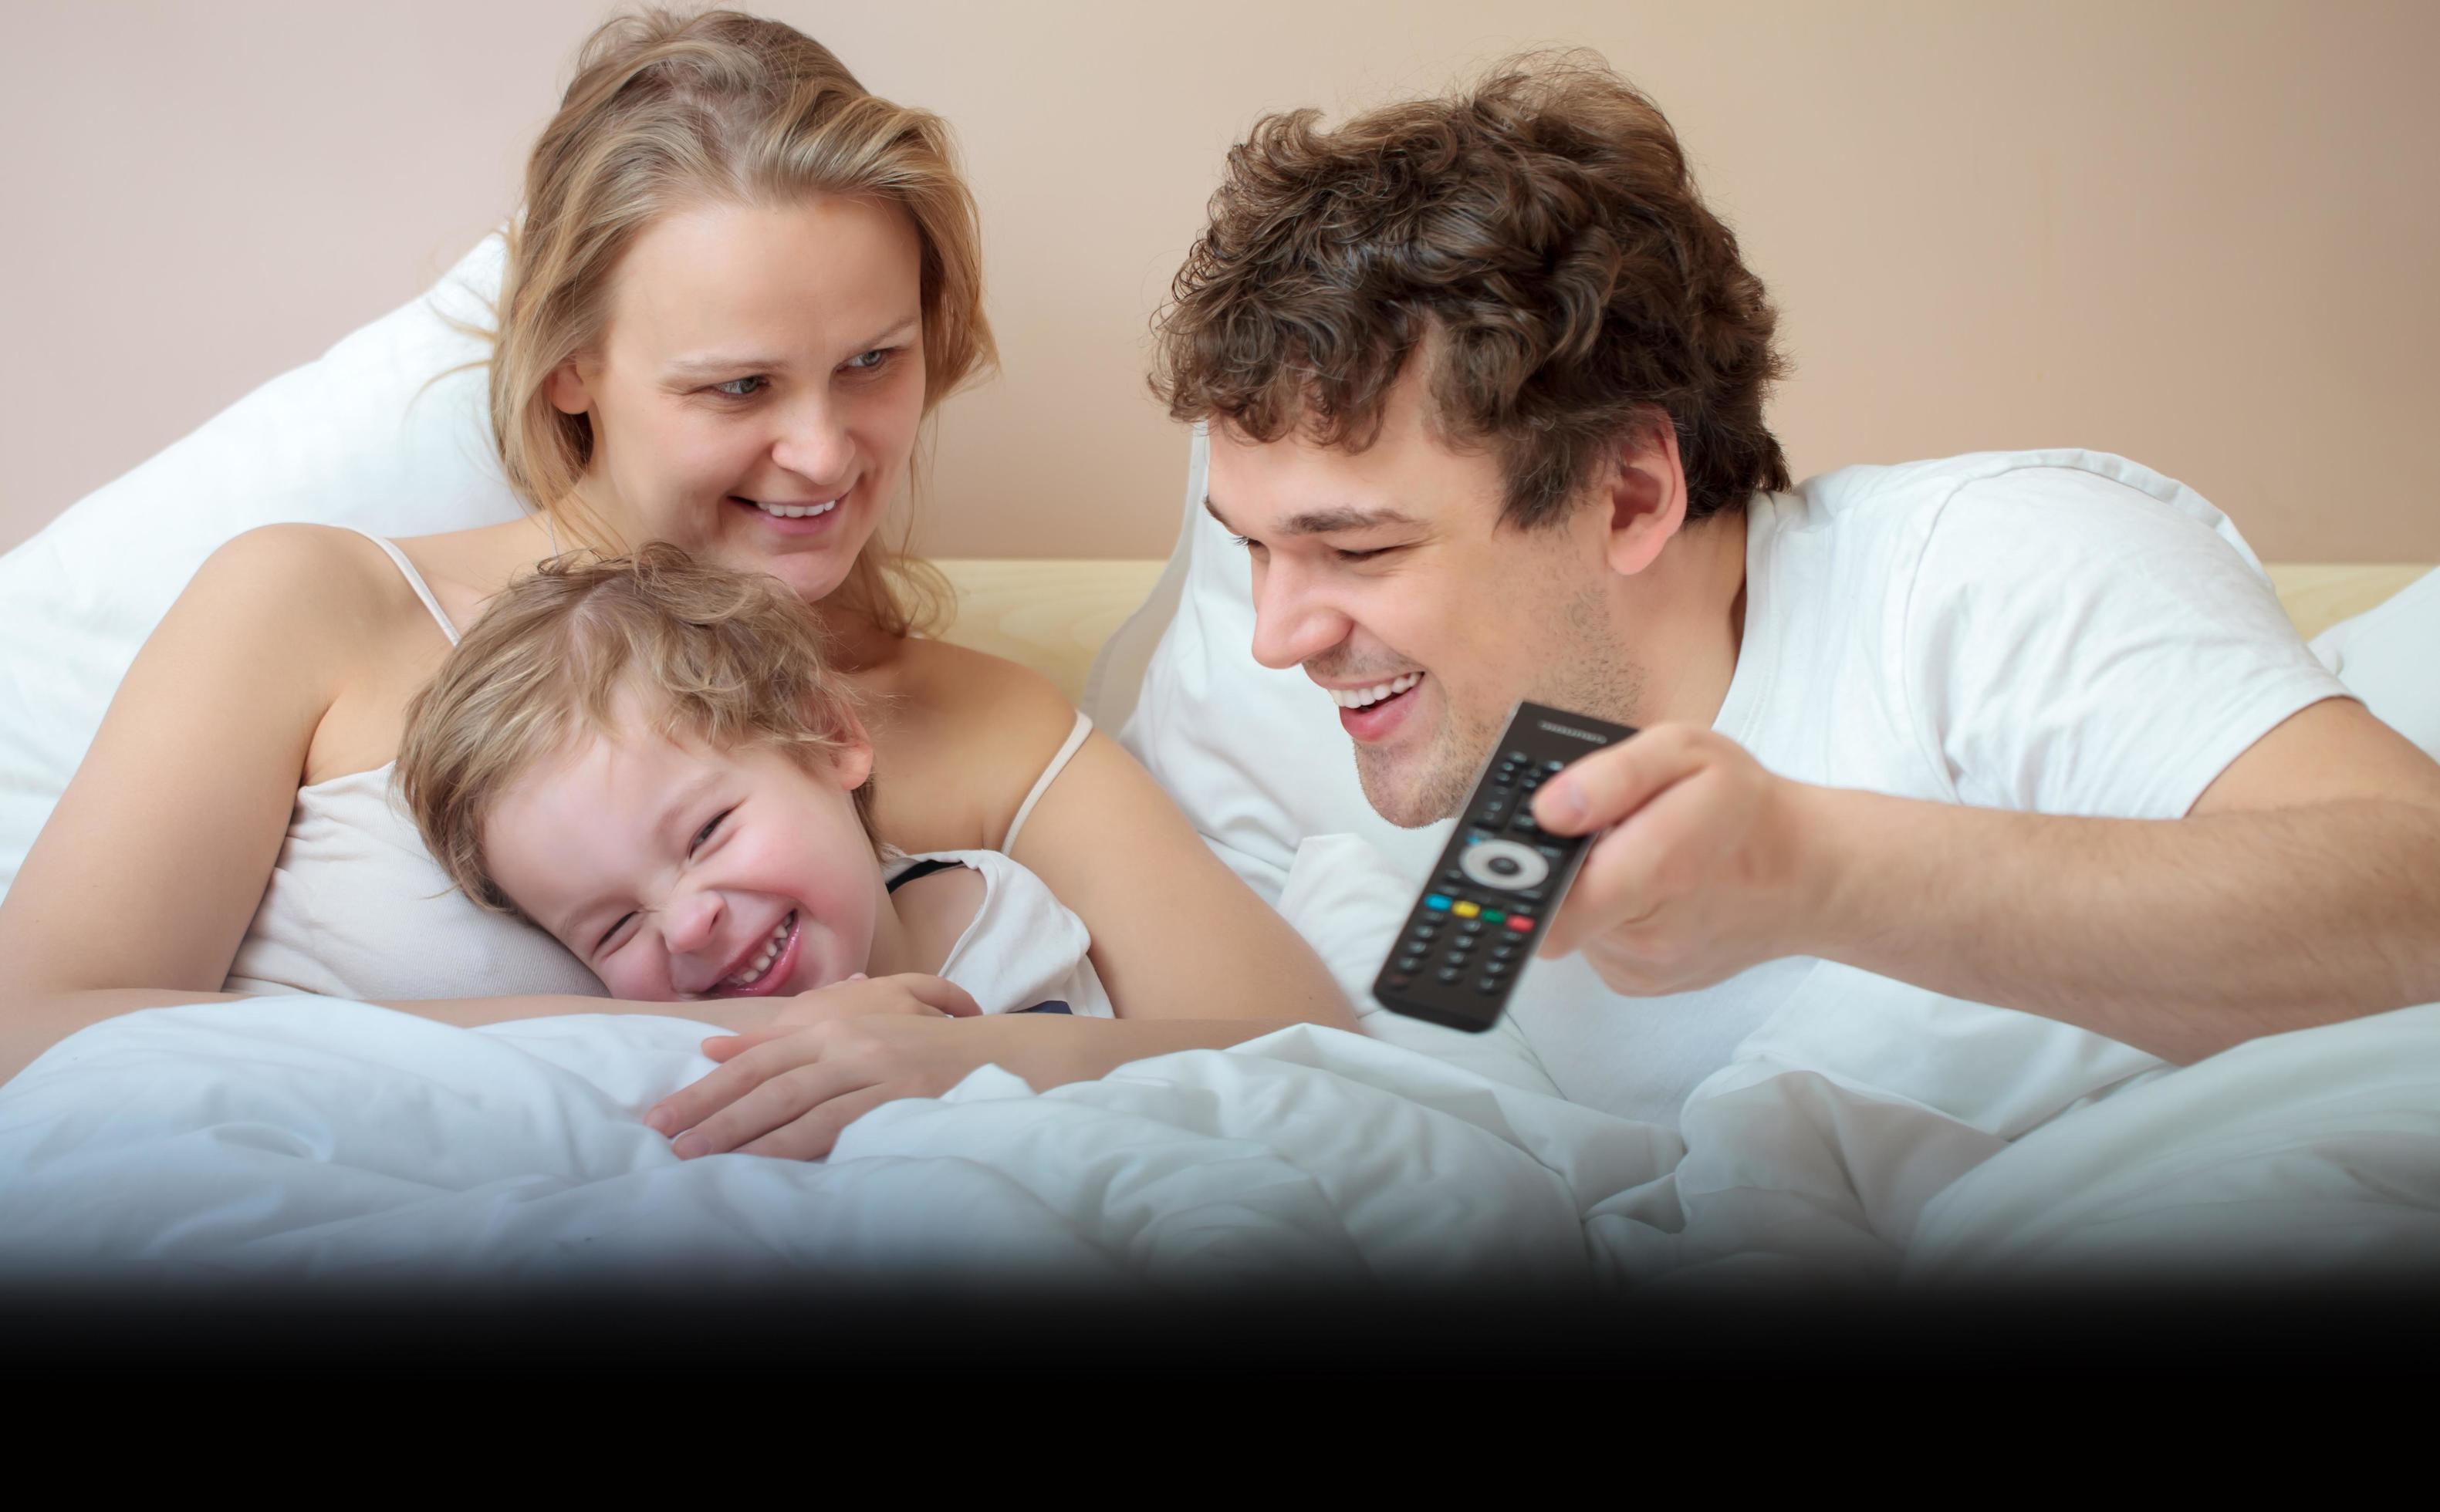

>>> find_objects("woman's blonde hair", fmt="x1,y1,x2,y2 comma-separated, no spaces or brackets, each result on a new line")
490,7,993,635
397,544,876,917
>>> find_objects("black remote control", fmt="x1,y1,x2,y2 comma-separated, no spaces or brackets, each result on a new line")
1371,702,1637,1032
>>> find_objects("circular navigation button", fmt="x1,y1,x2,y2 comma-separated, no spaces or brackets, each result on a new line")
1460,839,1550,891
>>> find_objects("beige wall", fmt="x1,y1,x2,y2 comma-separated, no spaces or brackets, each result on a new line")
5,0,2435,562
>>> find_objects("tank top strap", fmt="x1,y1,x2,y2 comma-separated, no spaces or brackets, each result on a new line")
1000,710,1093,855
338,526,460,646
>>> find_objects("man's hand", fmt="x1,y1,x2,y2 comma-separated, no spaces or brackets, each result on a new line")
1528,723,1829,995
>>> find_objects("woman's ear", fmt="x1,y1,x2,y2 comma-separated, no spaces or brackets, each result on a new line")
546,356,594,417
1601,415,1691,577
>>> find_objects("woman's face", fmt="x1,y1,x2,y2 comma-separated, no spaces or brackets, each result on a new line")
549,194,929,605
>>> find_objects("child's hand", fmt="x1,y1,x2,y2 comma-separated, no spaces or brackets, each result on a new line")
645,1001,1001,1162
773,971,983,1029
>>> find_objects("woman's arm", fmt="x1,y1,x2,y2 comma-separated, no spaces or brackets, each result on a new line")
0,527,749,1082
1014,728,1354,1030
880,646,1350,1031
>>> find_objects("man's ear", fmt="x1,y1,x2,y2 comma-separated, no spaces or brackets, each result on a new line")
1600,414,1691,576
546,356,594,417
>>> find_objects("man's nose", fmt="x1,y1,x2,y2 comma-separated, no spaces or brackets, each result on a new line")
663,889,724,958
1248,557,1353,672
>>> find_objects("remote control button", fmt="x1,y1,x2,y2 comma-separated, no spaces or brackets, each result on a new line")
1474,977,1502,994
1517,889,1546,903
1507,750,1530,765
1436,967,1462,984
1506,914,1536,932
1480,908,1506,924
1442,950,1469,967
1441,867,1465,883
1459,918,1485,935
1461,839,1551,891
1490,946,1519,963
1424,894,1452,912
1397,953,1424,973
1451,900,1480,918
1543,759,1566,775
1384,974,1411,990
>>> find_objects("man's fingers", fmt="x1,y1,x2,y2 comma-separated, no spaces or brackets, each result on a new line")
1539,765,1732,957
734,1085,897,1163
1530,726,1706,836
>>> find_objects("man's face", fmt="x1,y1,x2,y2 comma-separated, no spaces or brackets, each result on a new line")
1204,365,1644,826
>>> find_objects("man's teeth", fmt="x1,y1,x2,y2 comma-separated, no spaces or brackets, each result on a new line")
726,913,794,989
1331,673,1424,709
749,498,840,519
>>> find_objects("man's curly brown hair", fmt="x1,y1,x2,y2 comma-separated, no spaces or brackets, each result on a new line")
1151,53,1789,528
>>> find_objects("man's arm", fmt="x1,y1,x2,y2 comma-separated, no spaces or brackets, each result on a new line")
1533,699,2440,1064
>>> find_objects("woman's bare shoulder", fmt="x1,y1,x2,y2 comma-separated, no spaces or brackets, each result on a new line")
890,637,1076,739
185,524,430,647
863,638,1081,849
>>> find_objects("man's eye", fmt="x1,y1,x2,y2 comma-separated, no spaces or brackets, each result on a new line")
691,808,732,855
709,376,767,398
596,912,636,953
1334,547,1391,563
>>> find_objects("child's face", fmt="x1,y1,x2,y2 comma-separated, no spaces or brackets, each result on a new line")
483,704,881,1003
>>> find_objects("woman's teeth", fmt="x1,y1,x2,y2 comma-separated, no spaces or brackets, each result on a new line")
748,498,840,519
726,913,795,989
1331,673,1424,709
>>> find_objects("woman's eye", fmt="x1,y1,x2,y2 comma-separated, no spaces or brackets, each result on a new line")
596,912,636,953
709,376,767,398
690,808,732,855
843,348,890,372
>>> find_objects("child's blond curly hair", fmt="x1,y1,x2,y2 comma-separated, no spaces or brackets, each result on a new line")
397,543,874,916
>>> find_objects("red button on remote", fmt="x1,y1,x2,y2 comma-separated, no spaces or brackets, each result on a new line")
1506,914,1534,932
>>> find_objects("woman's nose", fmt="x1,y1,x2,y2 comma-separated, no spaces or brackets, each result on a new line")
770,399,853,487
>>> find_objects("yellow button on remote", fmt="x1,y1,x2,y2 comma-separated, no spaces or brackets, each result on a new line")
1451,900,1481,918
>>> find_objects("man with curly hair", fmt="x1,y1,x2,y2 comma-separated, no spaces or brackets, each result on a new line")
1151,56,2440,1124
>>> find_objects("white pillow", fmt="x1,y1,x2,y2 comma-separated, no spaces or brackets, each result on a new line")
0,236,518,903
2311,567,2440,761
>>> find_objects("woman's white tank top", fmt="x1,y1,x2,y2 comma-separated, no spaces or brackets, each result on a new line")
221,532,1095,1006
221,532,604,1002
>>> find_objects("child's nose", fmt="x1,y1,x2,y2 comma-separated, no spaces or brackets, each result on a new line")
664,892,724,957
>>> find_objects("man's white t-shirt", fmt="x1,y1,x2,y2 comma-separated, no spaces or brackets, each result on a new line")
1509,449,2352,1126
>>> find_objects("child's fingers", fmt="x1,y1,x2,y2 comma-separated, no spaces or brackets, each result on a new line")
734,1084,897,1162
669,1061,871,1159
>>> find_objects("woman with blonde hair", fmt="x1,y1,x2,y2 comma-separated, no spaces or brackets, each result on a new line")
0,9,1350,1136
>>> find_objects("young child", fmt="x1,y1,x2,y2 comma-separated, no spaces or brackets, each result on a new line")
395,545,1111,1020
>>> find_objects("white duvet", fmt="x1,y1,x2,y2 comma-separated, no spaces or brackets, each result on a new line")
4,836,2437,1288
